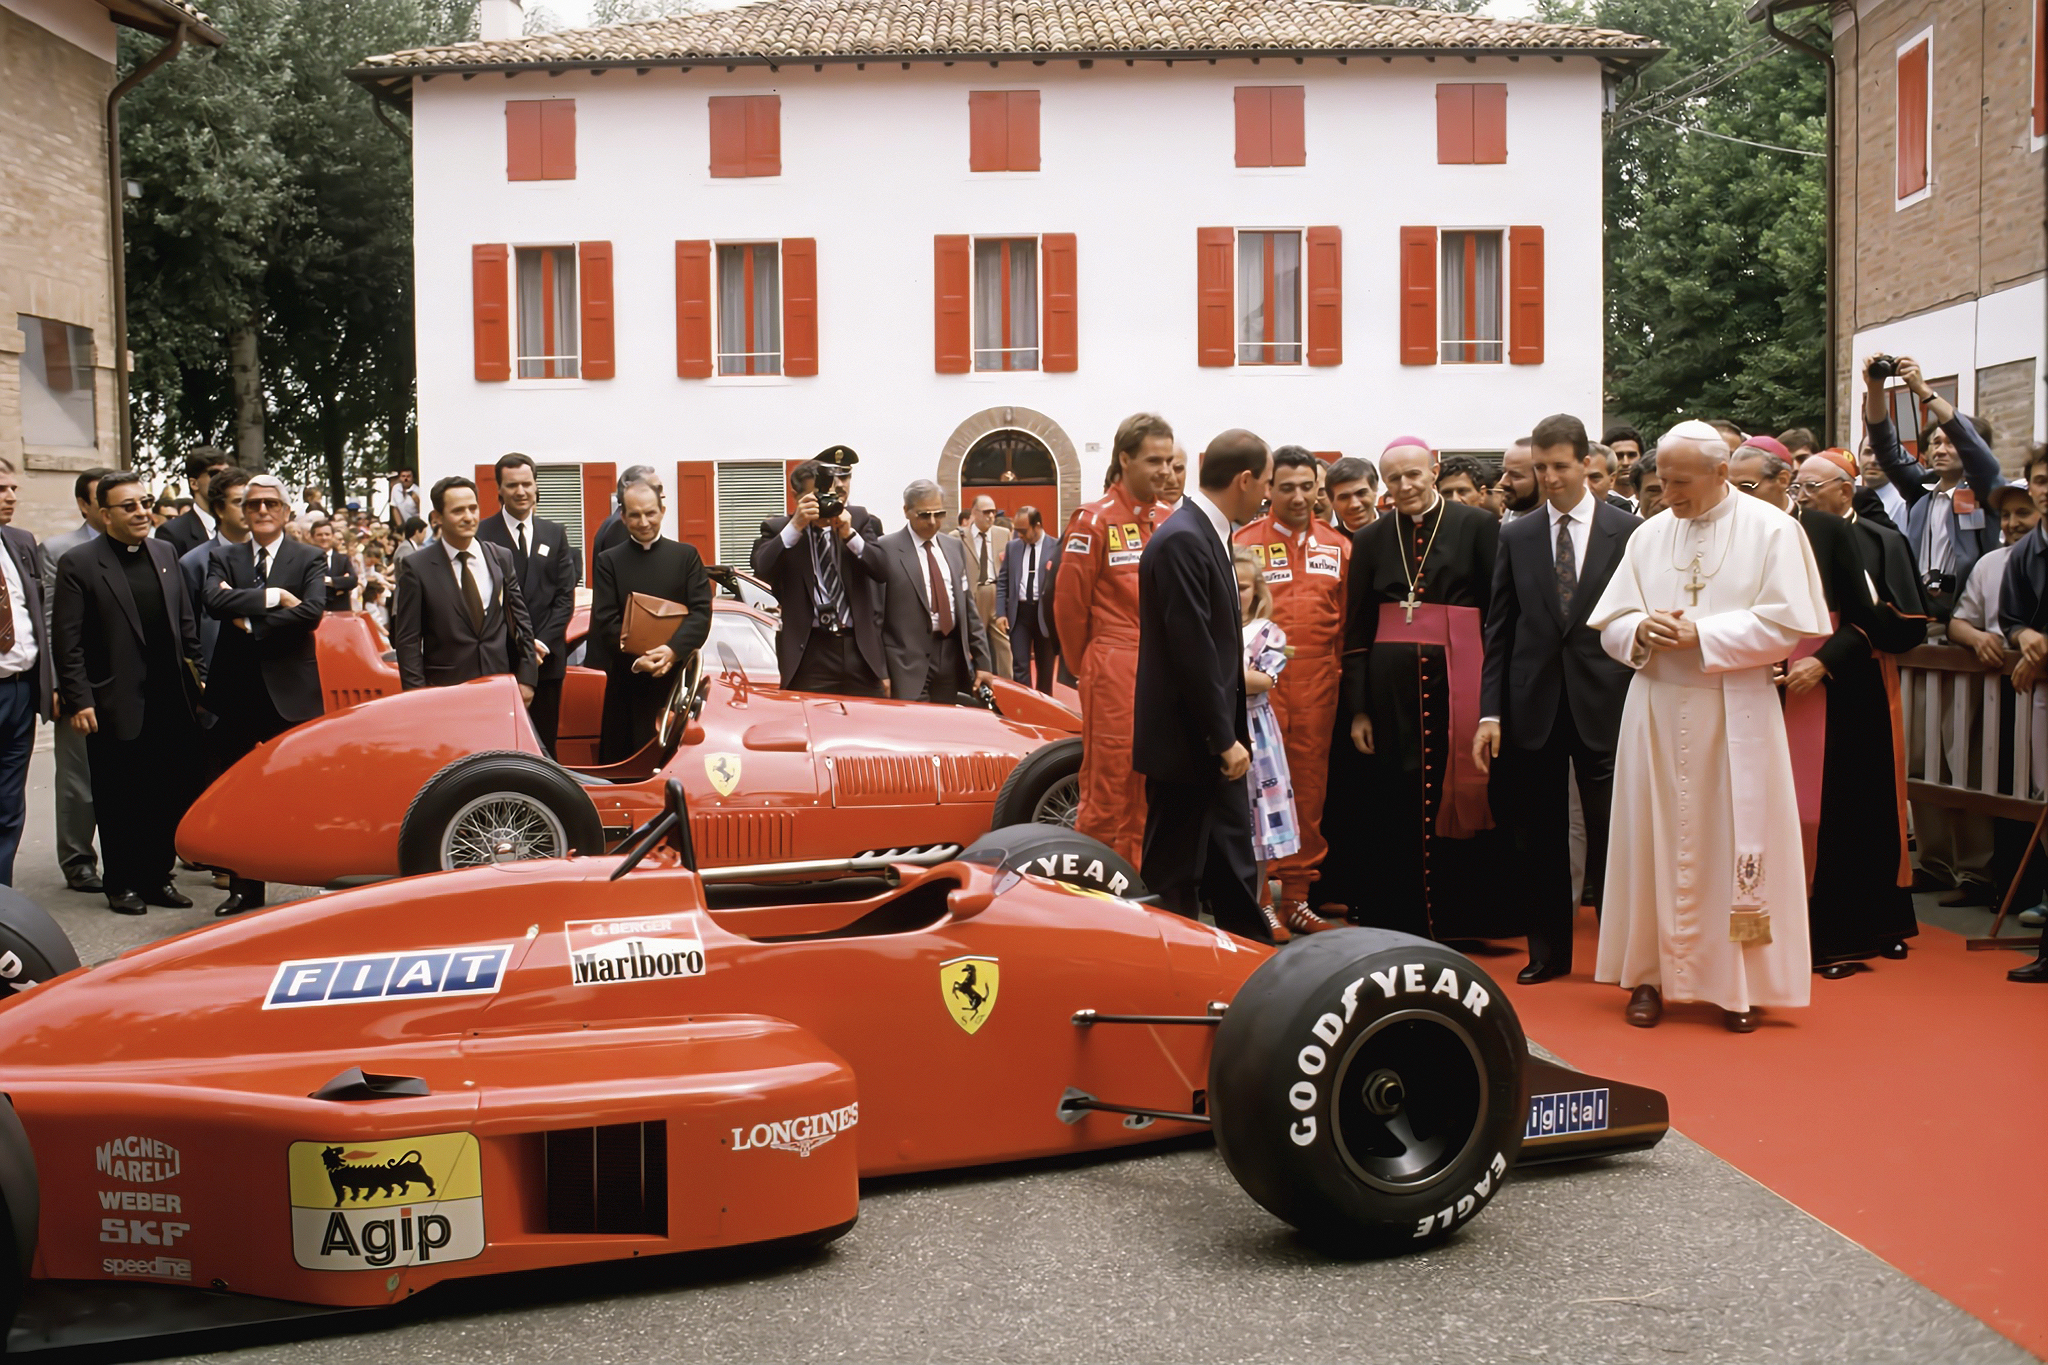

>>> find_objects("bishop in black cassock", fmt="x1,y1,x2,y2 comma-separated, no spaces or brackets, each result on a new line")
1338,443,1509,941
588,530,712,764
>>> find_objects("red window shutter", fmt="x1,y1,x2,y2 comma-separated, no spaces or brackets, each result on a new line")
1472,84,1507,164
783,236,818,376
934,234,972,374
540,100,576,179
1008,90,1040,171
39,324,73,392
1270,86,1305,166
1234,86,1272,167
675,460,716,554
577,241,615,380
1398,227,1437,366
1197,226,1235,367
1305,226,1342,367
1435,84,1474,164
473,465,501,517
969,90,1007,171
1042,232,1078,372
746,95,781,177
582,462,616,579
506,101,542,180
1897,40,1929,198
472,244,510,382
1508,225,1545,365
675,240,713,378
708,97,747,177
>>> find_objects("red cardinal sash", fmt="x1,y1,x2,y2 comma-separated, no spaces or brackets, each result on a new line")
1785,613,1913,893
1375,602,1494,839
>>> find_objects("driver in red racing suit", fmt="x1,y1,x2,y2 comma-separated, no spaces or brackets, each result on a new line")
1054,415,1178,869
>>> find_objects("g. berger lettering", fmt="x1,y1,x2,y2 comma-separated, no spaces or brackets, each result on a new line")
730,1102,860,1157
95,1136,180,1184
1285,967,1490,1148
565,917,707,988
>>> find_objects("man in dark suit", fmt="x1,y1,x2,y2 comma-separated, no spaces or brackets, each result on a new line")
752,457,888,696
51,472,206,915
202,473,328,914
591,464,660,564
1134,430,1273,943
878,480,993,705
0,460,54,886
995,506,1060,693
179,467,252,684
39,466,110,894
309,519,358,613
478,452,580,752
156,447,229,557
390,476,537,697
1475,414,1638,982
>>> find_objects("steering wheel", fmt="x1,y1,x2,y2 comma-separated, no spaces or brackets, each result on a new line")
655,649,706,748
608,777,699,880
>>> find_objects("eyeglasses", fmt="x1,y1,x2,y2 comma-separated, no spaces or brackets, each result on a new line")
243,498,285,511
908,509,947,522
1734,480,1762,492
1790,478,1847,498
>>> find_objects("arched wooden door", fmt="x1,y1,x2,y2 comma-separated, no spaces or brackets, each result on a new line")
960,429,1059,528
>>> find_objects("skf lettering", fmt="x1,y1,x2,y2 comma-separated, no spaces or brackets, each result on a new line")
100,1218,188,1246
264,944,513,1009
730,1102,860,1157
95,1136,181,1184
1026,853,1130,896
318,1208,453,1268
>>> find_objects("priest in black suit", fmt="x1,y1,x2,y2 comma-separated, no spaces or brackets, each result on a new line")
201,473,328,914
390,476,536,696
1133,430,1272,944
156,448,228,557
1475,415,1640,982
478,453,581,753
51,472,205,915
1339,439,1505,942
751,456,887,697
588,481,712,763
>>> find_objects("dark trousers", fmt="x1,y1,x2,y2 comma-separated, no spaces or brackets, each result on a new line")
0,674,35,885
529,674,564,755
914,638,966,706
1141,773,1271,943
1497,697,1614,971
89,709,202,897
1010,606,1056,694
207,683,291,904
790,630,883,698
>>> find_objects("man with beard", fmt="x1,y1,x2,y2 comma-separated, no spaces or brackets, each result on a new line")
1496,439,1542,523
1782,450,1927,975
1338,438,1505,940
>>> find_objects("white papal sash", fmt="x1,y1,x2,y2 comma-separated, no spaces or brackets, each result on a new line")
1723,667,1783,909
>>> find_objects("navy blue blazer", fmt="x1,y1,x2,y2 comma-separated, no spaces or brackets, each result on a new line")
1133,500,1247,783
994,533,1060,634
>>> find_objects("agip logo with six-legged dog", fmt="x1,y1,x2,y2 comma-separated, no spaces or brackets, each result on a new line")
940,956,999,1034
287,1132,485,1272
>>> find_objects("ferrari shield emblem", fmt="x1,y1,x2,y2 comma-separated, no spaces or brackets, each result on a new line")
939,955,999,1035
705,753,742,796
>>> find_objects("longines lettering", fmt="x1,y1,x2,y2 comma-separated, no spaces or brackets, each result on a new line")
730,1103,860,1157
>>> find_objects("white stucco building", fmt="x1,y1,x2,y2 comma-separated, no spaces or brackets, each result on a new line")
355,0,1659,571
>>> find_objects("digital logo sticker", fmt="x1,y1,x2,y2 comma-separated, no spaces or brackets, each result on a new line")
287,1132,484,1272
704,752,742,796
939,955,1000,1035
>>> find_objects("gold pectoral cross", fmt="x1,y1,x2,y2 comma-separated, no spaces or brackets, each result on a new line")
1683,555,1706,607
1401,589,1420,624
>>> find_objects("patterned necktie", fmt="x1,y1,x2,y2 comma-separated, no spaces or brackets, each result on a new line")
1555,515,1578,614
812,527,847,628
0,557,14,652
255,545,269,585
925,539,955,635
514,521,529,575
458,550,485,632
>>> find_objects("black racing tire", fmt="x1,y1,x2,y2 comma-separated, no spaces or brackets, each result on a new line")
0,886,81,1000
958,824,1147,900
398,751,606,876
1210,928,1527,1255
990,738,1082,829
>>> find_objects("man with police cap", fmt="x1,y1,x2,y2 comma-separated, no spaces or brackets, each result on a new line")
753,446,888,696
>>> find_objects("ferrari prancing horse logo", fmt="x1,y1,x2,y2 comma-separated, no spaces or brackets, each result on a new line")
939,956,1000,1035
705,753,742,796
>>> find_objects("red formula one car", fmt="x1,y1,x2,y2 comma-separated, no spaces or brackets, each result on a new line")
0,789,1665,1352
181,584,1090,893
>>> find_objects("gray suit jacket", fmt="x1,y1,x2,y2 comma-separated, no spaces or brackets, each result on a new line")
879,528,990,699
39,521,96,633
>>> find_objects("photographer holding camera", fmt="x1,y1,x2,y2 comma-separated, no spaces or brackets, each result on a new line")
751,451,888,697
1864,353,2002,622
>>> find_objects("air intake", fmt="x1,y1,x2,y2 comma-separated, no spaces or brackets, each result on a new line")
543,1121,668,1235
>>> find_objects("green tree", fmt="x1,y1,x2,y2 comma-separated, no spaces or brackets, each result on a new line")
1542,0,1828,437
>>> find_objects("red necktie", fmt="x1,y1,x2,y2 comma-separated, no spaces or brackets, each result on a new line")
924,539,954,635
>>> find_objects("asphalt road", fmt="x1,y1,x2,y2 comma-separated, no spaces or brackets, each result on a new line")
3,739,2028,1365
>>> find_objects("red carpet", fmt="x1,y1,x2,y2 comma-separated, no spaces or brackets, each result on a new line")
1497,912,2048,1358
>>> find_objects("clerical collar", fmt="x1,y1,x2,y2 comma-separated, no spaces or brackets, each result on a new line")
1405,494,1444,527
120,540,142,554
630,535,661,551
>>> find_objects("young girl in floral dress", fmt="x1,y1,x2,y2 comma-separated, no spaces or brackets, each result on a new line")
1233,548,1299,888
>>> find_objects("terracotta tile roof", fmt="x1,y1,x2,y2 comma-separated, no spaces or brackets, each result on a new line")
355,0,1660,78
102,0,227,45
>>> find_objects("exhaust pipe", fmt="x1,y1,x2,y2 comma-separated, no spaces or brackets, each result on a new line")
694,845,963,884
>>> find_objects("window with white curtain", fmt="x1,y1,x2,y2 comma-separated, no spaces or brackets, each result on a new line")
1439,230,1503,364
16,315,97,448
972,238,1039,371
515,246,580,379
717,243,782,376
1235,230,1302,366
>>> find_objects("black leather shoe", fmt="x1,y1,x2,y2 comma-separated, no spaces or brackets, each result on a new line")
2010,957,2048,983
1517,961,1566,985
141,884,193,909
105,892,146,916
215,893,263,917
1882,941,1910,960
67,874,104,894
1815,960,1871,980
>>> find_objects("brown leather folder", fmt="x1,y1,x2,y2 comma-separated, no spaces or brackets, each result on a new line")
621,592,688,656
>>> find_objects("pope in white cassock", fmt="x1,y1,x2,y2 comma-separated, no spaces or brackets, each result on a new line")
1585,422,1831,1033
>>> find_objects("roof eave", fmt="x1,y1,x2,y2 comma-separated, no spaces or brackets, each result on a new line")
100,0,226,46
1742,0,1829,20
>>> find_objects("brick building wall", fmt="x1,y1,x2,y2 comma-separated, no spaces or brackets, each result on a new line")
0,1,119,538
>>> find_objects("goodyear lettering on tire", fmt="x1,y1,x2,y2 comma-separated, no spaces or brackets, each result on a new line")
287,1132,484,1271
1286,962,1491,1149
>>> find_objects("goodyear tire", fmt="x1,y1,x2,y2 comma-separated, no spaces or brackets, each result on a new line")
1210,928,1526,1254
0,887,80,1000
398,751,606,876
990,738,1082,829
958,824,1147,900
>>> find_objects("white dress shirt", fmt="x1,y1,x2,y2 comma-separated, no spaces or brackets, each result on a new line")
1017,537,1042,601
1548,489,1595,572
969,525,999,585
248,531,289,610
500,509,535,556
0,542,36,678
1185,488,1234,552
1920,485,1959,576
911,529,957,632
440,537,496,606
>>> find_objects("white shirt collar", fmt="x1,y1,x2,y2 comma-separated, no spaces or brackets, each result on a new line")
440,537,479,565
1405,493,1444,527
501,508,532,535
195,504,215,535
1547,490,1592,528
250,530,285,554
1186,489,1233,548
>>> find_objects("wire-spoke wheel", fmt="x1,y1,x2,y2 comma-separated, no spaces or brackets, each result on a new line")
439,793,569,869
1032,774,1081,829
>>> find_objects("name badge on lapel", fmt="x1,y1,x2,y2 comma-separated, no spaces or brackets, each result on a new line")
538,543,551,557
